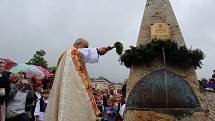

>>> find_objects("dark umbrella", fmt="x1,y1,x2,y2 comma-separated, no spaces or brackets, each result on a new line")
0,58,17,70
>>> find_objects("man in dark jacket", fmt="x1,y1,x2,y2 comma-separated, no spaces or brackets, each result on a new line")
5,79,34,121
0,60,11,121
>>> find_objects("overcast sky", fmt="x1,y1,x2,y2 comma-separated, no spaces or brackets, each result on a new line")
0,0,214,82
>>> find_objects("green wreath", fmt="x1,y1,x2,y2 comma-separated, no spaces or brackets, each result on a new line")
120,39,205,69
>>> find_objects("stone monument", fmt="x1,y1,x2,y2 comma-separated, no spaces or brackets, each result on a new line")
124,0,209,120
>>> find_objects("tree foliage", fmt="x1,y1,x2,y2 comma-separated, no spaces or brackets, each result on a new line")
26,49,48,69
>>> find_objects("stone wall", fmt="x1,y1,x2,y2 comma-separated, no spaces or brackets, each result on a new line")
196,91,215,121
124,110,208,121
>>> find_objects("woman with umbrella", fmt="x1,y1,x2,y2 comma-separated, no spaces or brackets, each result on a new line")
0,58,17,71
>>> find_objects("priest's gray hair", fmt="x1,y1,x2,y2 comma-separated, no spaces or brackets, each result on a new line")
73,38,87,47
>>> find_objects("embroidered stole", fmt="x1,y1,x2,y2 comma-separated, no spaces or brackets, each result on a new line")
71,48,100,116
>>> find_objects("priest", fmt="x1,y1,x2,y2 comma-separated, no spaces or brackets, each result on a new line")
44,38,112,121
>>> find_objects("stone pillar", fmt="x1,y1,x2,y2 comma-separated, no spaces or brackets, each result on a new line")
124,0,209,120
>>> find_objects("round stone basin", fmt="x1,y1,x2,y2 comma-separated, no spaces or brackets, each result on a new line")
126,70,209,118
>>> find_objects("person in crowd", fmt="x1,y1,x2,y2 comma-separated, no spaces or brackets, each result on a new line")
103,91,109,108
42,77,48,90
0,60,11,121
96,90,103,102
198,78,208,90
18,72,27,81
96,97,104,121
30,77,37,89
46,79,53,90
42,77,54,90
104,98,117,121
34,89,50,121
205,78,215,91
119,104,126,120
33,80,43,100
212,70,215,78
121,84,127,99
31,80,43,121
9,73,18,84
18,72,32,90
115,96,124,121
5,79,34,121
108,89,114,99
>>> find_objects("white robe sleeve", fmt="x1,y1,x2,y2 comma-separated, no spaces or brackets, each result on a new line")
79,48,99,63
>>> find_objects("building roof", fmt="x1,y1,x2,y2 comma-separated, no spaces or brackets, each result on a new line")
91,76,113,84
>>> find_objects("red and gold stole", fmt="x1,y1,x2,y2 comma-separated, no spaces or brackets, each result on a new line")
71,48,100,116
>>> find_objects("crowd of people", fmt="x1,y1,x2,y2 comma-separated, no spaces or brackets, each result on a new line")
0,60,54,121
0,59,127,121
199,70,215,92
94,88,126,121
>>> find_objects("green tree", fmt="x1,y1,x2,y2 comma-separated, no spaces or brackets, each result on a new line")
27,49,48,69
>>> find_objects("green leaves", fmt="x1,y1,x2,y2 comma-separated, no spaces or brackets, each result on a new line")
26,49,48,69
114,42,124,55
120,39,205,69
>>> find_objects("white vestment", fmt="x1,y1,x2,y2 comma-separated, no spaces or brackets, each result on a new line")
44,48,99,121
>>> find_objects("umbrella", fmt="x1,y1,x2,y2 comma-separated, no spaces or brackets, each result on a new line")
9,64,45,79
34,65,51,77
0,58,17,70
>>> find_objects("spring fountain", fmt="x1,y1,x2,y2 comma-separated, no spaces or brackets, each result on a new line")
124,0,209,120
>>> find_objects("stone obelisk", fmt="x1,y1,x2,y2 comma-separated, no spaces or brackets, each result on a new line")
137,0,185,46
124,0,209,120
